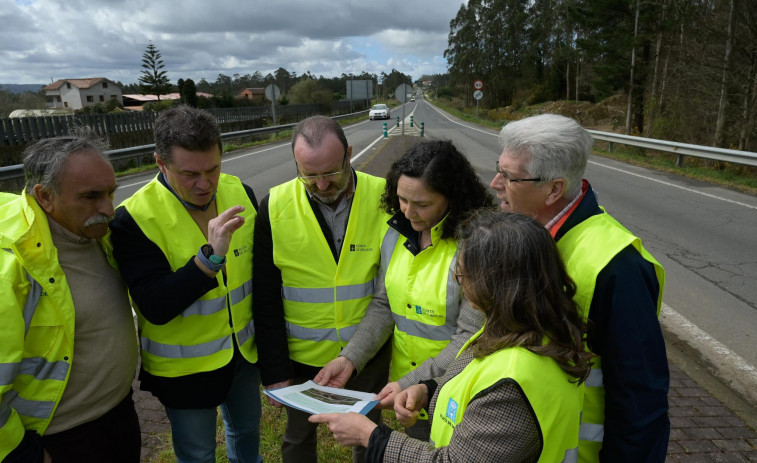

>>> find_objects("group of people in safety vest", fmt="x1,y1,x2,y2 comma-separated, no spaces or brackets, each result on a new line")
1,106,668,463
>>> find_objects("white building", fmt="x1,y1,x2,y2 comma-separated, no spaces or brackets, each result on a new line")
43,78,123,110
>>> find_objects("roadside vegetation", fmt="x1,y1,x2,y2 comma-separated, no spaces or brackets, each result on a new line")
428,95,757,197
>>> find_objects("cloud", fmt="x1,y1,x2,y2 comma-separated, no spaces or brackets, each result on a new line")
0,0,466,84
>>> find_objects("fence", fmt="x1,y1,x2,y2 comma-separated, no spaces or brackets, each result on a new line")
0,101,367,167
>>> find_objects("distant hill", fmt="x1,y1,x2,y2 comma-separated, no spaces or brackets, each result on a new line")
0,84,45,94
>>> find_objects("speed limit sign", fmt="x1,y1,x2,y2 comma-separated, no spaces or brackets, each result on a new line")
473,80,484,90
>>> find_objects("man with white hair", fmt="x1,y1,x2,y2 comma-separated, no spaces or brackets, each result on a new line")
490,114,668,462
0,129,139,462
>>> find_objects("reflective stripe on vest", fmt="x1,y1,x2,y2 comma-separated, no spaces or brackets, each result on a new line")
122,174,257,375
141,316,256,359
0,363,18,386
269,173,387,367
286,322,358,343
282,280,375,303
3,248,41,335
1,390,55,420
557,211,665,462
179,279,252,317
382,224,461,382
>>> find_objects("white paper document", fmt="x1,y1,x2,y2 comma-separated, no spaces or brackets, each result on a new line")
264,380,379,415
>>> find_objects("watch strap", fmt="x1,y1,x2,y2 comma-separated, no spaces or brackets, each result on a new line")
198,245,226,272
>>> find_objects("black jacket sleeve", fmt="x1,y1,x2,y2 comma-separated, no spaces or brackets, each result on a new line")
252,195,293,385
589,245,669,462
3,431,44,463
109,206,219,325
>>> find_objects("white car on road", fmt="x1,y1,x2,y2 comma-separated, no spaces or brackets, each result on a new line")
369,104,390,120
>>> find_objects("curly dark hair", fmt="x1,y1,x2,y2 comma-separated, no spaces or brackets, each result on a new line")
381,140,493,239
457,209,594,382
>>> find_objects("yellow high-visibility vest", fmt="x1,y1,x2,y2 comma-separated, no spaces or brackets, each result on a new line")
430,328,580,462
382,217,460,382
269,173,387,367
121,174,257,377
557,210,664,462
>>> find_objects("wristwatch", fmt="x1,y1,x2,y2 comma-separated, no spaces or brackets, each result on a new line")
199,244,226,272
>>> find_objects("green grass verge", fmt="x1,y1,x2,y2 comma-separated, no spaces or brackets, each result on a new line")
147,389,405,463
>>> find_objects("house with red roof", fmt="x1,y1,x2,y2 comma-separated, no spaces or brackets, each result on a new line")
43,78,123,110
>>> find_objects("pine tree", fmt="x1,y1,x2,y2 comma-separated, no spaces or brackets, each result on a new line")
138,43,171,101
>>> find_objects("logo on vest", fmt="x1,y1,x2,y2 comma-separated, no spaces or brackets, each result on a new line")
414,305,443,319
445,398,458,421
349,243,373,252
233,245,250,257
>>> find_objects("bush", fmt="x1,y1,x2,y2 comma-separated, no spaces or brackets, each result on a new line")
143,99,176,112
436,87,454,99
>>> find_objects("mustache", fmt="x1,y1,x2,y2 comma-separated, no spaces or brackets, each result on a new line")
84,214,114,227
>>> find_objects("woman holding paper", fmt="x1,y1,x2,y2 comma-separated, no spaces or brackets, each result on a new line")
310,210,593,462
313,139,492,440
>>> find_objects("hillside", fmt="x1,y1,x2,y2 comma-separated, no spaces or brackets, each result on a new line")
0,84,45,94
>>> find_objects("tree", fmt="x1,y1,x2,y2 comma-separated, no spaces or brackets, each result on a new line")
288,78,333,111
138,43,171,100
184,79,198,107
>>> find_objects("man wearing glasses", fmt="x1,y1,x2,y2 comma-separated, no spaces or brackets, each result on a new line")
490,114,668,463
253,115,391,463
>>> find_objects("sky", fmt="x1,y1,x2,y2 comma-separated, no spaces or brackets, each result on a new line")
0,0,467,86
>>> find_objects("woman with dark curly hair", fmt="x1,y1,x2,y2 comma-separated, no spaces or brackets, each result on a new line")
314,140,492,440
311,210,593,462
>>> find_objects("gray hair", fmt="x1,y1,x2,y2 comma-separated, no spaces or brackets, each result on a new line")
23,126,110,195
154,105,222,164
499,114,593,198
291,115,348,154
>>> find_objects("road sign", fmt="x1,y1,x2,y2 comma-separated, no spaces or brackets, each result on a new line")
265,84,281,101
395,83,412,103
473,80,484,90
473,90,483,100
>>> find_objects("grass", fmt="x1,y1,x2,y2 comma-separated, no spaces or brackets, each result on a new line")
148,389,404,462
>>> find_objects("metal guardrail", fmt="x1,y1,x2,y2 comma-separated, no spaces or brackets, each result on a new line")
3,121,756,184
0,112,363,184
587,130,757,168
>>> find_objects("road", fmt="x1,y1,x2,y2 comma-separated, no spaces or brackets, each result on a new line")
114,95,757,402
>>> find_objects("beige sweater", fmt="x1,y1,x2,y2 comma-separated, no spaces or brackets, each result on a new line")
45,217,138,434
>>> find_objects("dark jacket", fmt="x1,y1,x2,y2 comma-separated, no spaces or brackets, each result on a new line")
109,173,258,408
557,183,669,462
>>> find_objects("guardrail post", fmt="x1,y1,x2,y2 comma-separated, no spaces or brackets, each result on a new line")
382,122,387,138
410,115,414,128
420,122,424,137
608,142,614,153
677,155,684,167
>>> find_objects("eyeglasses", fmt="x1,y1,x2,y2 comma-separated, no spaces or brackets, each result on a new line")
297,153,349,185
453,264,464,285
495,162,542,185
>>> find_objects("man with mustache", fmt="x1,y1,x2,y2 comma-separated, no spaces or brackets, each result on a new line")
0,129,140,462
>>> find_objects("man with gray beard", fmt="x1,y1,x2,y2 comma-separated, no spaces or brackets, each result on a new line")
0,128,140,462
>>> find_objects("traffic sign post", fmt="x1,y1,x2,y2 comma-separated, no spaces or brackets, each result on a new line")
265,84,281,125
473,89,483,118
395,83,412,136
